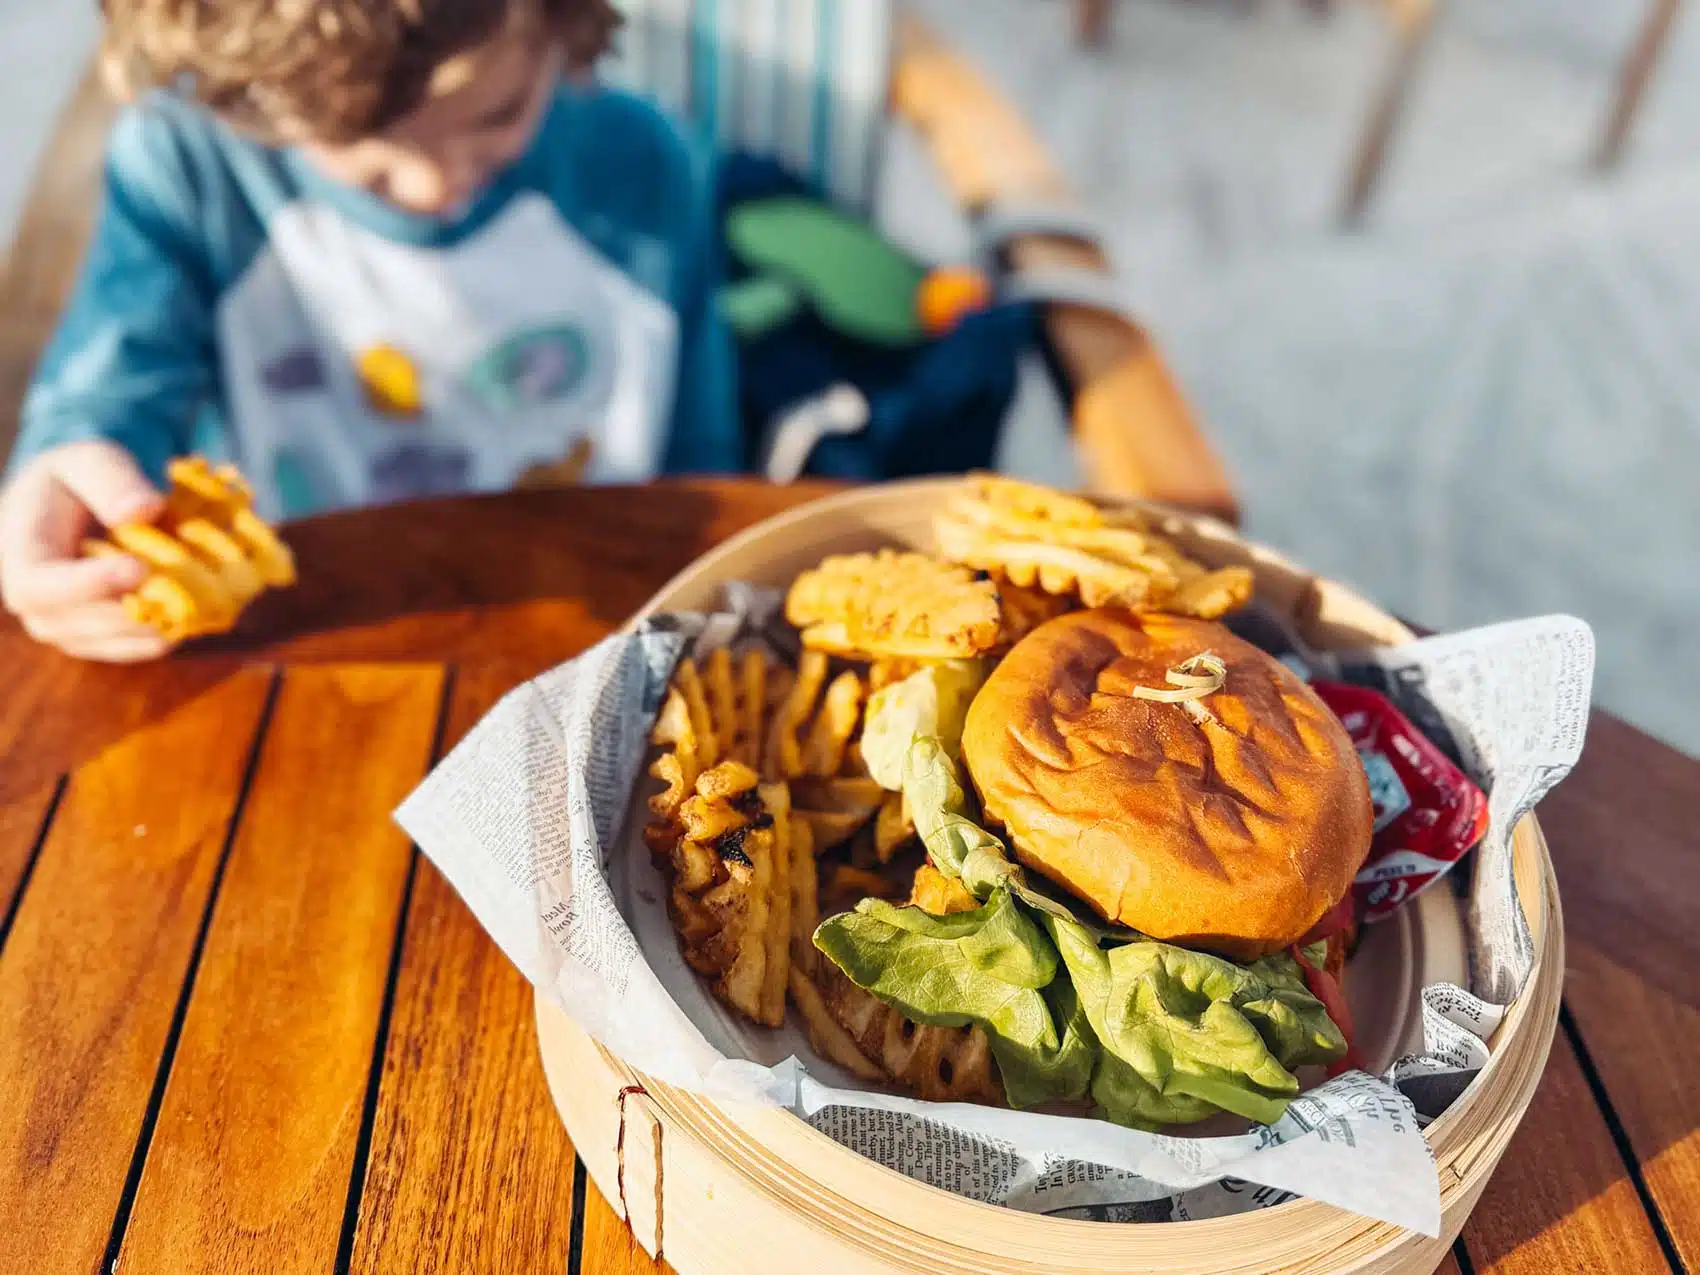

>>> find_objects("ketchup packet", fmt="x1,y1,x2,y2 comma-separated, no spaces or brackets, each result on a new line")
1310,681,1490,923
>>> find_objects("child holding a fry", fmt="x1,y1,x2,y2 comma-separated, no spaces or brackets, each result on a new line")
0,0,737,661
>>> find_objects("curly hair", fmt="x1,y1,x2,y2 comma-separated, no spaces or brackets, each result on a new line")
99,0,622,142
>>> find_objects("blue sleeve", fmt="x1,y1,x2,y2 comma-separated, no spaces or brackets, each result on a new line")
8,106,219,483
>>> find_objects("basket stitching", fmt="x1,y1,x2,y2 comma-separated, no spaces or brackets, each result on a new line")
615,1083,664,1257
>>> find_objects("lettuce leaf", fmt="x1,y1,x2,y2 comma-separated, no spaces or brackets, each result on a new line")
814,886,1095,1108
860,660,987,791
1046,915,1347,1128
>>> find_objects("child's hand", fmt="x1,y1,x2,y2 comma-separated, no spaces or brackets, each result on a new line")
0,441,173,662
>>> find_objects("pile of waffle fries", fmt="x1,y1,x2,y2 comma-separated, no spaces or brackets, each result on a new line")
643,476,1253,1104
82,457,295,641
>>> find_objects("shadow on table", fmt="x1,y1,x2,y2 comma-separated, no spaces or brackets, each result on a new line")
0,482,793,805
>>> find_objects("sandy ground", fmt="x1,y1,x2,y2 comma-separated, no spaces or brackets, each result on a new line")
2,0,1693,750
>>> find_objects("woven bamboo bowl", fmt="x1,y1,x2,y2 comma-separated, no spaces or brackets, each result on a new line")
535,479,1564,1275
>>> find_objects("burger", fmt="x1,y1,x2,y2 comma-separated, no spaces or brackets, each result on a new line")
963,609,1370,965
814,607,1372,1129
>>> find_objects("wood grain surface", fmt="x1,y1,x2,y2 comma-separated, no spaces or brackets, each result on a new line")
0,671,272,1275
0,481,1691,1275
348,663,581,1275
1564,943,1699,1271
582,1172,671,1275
1462,1032,1672,1274
0,783,59,935
114,667,442,1275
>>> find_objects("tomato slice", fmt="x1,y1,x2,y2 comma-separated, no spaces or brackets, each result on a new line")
1297,893,1357,948
1292,943,1363,1078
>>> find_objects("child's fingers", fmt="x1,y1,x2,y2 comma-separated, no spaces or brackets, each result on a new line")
2,553,147,617
57,630,174,664
22,600,162,646
44,441,165,528
20,601,173,663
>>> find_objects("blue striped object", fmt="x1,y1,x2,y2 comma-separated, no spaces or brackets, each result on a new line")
603,0,894,211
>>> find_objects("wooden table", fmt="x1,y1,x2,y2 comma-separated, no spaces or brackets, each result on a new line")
0,481,1694,1275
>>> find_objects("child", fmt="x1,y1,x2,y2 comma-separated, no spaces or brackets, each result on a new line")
0,0,738,661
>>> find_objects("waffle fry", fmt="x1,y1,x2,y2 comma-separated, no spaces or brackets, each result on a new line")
792,776,886,820
672,657,720,768
786,550,1002,660
787,840,887,1079
653,647,787,804
163,458,295,588
842,739,870,777
969,472,1103,527
995,581,1075,646
757,781,795,1025
800,670,864,777
934,480,1252,619
81,457,294,641
909,863,979,916
1165,565,1255,621
704,647,738,762
764,650,830,781
786,834,999,1098
822,863,908,912
737,648,768,766
873,791,915,863
657,645,883,857
794,811,868,857
648,761,793,1026
646,689,701,821
788,964,886,1080
788,816,820,974
810,958,1002,1103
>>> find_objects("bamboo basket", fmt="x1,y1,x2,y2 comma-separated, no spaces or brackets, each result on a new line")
535,479,1564,1275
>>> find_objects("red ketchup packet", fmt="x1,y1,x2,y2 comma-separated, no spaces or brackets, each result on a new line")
1310,681,1490,924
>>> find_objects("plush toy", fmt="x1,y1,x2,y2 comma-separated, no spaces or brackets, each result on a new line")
721,198,928,346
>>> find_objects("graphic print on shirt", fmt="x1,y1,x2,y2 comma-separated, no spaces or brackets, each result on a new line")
216,192,679,518
463,323,593,412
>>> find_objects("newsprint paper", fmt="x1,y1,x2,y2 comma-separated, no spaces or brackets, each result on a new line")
396,595,1592,1238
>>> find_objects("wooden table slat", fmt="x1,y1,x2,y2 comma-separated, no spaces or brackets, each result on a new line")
0,782,61,942
0,670,273,1275
1563,941,1700,1272
583,1174,671,1275
1461,1028,1674,1274
1537,713,1699,1013
114,665,444,1275
349,662,581,1275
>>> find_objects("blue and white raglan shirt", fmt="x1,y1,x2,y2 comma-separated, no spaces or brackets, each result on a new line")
10,83,740,519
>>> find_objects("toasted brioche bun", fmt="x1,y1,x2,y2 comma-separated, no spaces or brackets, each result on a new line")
961,610,1372,960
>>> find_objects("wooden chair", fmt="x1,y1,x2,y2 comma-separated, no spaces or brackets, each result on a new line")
1595,0,1684,170
1069,0,1438,227
0,16,1240,522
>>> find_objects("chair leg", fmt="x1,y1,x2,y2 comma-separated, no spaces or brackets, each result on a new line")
1077,0,1114,48
1340,0,1438,229
1594,0,1683,170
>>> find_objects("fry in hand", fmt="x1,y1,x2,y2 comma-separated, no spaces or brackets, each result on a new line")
81,456,294,641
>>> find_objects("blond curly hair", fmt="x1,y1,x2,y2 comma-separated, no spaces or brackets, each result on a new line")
99,0,621,142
